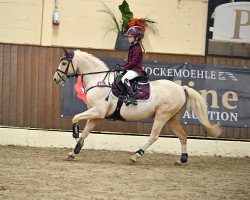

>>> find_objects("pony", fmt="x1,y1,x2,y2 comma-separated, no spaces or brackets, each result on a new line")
53,48,221,164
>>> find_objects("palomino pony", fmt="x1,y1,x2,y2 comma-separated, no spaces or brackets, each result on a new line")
53,48,221,164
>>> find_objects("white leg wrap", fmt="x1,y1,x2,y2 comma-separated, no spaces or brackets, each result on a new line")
141,140,153,152
181,144,187,154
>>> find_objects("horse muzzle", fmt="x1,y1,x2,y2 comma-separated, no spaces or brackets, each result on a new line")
53,76,64,84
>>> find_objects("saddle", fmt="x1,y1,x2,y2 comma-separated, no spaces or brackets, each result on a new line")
111,72,151,102
105,72,151,121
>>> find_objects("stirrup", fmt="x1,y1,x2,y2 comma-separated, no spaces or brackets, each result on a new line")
124,97,137,106
130,99,137,106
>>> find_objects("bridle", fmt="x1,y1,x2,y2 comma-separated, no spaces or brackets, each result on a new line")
55,50,122,93
56,55,78,82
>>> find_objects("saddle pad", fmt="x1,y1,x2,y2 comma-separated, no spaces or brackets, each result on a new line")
111,82,151,101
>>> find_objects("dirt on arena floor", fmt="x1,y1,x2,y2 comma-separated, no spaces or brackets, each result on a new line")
0,145,249,200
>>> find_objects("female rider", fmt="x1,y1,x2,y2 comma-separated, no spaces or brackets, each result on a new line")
122,26,146,105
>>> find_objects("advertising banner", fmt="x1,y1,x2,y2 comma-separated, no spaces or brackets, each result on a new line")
61,58,250,128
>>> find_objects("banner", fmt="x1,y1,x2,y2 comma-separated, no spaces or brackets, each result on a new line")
61,58,250,128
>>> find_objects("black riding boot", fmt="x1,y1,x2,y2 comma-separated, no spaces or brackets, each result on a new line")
124,79,137,106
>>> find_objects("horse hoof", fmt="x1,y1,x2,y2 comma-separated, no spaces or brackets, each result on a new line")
67,154,75,161
174,153,189,166
130,149,144,162
130,155,137,163
174,161,188,166
74,142,83,154
174,161,182,166
180,153,188,163
130,153,142,163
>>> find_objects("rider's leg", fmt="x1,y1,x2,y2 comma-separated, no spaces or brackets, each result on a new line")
121,70,139,83
121,70,139,105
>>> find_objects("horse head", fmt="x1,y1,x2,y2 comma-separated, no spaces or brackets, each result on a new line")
53,47,77,84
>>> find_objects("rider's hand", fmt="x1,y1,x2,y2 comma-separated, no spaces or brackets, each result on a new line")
116,65,124,71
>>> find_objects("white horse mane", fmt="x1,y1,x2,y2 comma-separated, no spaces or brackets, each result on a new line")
74,50,108,70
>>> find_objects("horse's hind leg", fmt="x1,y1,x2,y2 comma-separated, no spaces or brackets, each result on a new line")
68,119,99,160
167,111,188,164
130,104,176,162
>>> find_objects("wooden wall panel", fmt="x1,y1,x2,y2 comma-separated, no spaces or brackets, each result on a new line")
38,47,46,128
30,46,39,128
16,46,25,127
51,47,61,129
9,45,18,125
23,46,32,127
45,47,53,129
0,44,249,140
2,45,11,125
0,44,3,123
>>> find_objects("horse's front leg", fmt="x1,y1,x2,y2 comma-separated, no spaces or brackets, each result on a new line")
68,118,99,160
68,107,103,160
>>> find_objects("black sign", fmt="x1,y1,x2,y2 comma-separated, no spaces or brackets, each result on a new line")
61,58,250,128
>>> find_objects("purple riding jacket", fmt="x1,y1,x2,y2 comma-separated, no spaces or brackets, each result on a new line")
123,42,145,76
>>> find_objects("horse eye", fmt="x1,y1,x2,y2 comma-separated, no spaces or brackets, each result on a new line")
61,61,67,65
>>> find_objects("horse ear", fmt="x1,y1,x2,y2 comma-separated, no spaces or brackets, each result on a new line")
62,47,70,56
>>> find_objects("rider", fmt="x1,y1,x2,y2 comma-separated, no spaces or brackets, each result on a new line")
122,26,146,105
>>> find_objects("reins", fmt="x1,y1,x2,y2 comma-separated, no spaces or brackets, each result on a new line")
83,63,122,92
80,70,117,76
56,57,122,92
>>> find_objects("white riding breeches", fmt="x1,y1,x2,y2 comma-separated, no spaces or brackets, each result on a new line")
121,70,139,83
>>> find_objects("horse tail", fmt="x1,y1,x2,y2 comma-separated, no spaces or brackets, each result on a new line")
182,86,221,138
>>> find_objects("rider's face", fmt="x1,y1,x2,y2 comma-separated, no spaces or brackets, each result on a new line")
127,36,135,43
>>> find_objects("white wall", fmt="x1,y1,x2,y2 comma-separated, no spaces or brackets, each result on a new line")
0,0,43,45
0,127,249,158
0,0,209,55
